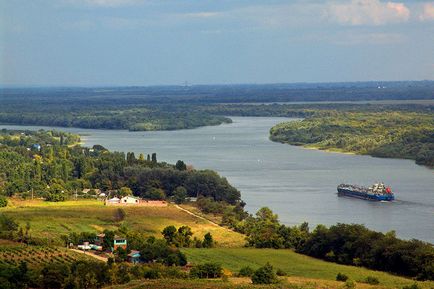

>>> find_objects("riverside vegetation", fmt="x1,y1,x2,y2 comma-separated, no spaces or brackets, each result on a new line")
270,111,434,167
0,124,433,287
1,84,433,167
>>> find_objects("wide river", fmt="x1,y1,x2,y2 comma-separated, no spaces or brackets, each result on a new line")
2,117,433,243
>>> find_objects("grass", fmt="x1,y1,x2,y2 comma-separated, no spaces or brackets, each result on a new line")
1,199,245,247
183,248,434,289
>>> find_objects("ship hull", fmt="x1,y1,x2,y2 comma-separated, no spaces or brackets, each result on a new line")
337,188,394,201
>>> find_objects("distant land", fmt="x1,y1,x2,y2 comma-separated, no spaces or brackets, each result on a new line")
0,81,432,165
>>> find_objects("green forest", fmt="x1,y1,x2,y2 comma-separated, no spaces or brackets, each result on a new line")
270,111,434,167
0,129,241,204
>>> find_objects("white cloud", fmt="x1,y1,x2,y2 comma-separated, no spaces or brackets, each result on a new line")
419,3,434,21
327,0,410,25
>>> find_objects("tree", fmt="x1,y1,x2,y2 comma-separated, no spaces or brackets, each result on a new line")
176,226,193,247
162,226,177,245
103,230,115,251
202,232,214,248
245,207,283,248
151,153,157,163
41,263,70,289
145,187,165,200
251,263,278,284
118,187,132,197
45,184,66,202
175,160,187,171
173,186,187,204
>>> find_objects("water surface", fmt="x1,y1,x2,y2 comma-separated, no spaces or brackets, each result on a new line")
2,117,433,243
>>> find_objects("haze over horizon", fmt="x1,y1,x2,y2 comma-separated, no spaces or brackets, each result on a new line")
1,0,433,86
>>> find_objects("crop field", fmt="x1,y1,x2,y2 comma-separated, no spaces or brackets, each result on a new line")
0,241,95,269
183,248,434,289
1,199,245,247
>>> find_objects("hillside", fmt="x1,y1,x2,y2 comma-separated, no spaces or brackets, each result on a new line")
183,248,434,288
1,199,245,247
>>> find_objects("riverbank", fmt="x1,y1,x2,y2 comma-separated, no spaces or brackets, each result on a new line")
1,117,433,243
269,111,434,168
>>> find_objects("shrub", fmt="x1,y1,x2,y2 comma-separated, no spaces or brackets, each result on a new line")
190,263,223,279
336,272,349,282
344,280,356,289
363,276,379,285
202,232,214,248
0,196,8,207
276,268,286,276
251,263,278,284
238,266,254,277
143,267,162,279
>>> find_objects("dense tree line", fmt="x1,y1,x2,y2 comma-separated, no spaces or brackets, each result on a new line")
0,130,241,205
1,84,433,132
270,111,434,167
239,207,434,280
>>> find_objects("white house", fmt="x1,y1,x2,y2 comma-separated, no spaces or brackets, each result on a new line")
120,196,139,204
107,197,120,204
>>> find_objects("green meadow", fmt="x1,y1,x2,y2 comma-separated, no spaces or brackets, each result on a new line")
183,248,434,289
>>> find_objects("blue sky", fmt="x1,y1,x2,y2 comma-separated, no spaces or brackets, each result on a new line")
1,0,433,86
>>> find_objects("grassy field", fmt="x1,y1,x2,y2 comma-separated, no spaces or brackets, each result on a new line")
183,248,434,289
0,240,95,269
1,199,245,247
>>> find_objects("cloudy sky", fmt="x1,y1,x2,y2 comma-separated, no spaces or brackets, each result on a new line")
1,0,433,86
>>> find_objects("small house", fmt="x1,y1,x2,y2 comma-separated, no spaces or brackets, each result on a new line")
107,197,120,204
95,233,105,246
32,144,41,151
113,236,127,251
120,196,139,204
127,250,141,264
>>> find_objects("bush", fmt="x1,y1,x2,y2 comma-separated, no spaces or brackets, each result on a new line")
363,276,379,285
190,263,222,279
0,196,7,207
276,268,286,276
202,232,214,248
251,263,278,284
238,266,254,277
143,267,162,279
344,280,356,289
336,272,349,282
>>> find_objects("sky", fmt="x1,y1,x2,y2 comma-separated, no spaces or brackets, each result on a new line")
0,0,433,86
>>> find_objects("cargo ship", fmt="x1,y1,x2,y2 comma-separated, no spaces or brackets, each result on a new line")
337,183,394,201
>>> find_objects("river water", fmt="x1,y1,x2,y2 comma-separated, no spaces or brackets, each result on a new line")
2,117,433,243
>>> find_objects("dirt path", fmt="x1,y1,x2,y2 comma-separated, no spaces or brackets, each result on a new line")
70,248,108,262
174,204,221,227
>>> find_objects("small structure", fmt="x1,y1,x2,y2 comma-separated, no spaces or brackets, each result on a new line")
77,242,91,251
120,196,139,204
127,250,141,264
95,233,105,246
32,144,41,151
113,236,127,251
107,197,120,204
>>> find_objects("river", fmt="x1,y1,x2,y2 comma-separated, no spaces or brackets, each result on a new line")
1,117,433,243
